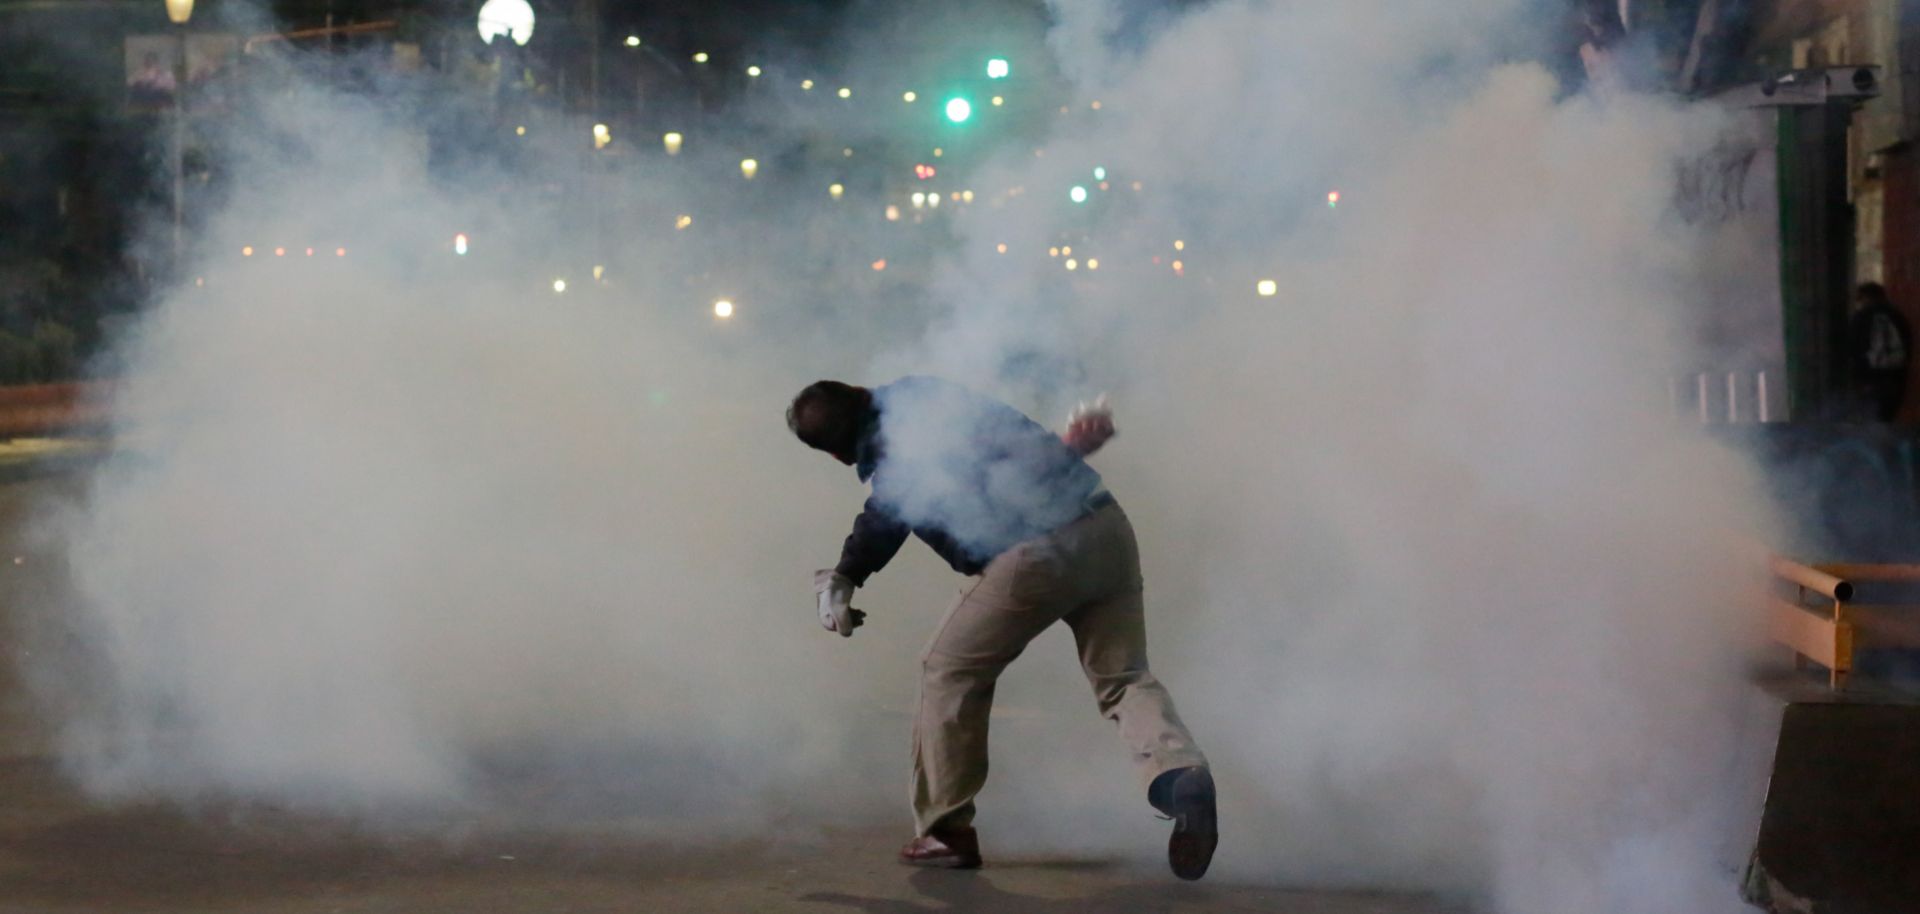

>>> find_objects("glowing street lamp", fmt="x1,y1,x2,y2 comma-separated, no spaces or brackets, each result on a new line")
624,35,641,47
829,183,845,200
553,278,567,293
165,0,193,24
476,0,535,46
944,97,973,123
739,158,758,179
1257,279,1279,297
986,57,1010,79
1069,185,1088,204
692,51,709,63
746,65,761,77
662,131,683,155
713,299,735,319
453,232,469,255
903,90,917,102
592,123,611,149
837,86,852,98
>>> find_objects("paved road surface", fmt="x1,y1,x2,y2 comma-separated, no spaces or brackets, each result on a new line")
0,472,1459,913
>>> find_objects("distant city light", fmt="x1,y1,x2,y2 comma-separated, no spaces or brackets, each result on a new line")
1090,100,1103,110
843,147,854,157
593,265,604,280
746,65,761,77
713,299,734,318
914,163,936,180
476,0,535,46
829,183,845,200
991,95,1004,106
912,192,926,208
961,190,974,203
1171,259,1184,275
274,247,286,257
1069,185,1088,203
675,214,693,229
932,147,943,157
903,90,917,102
837,87,852,98
927,194,939,209
553,279,567,293
454,233,469,255
801,79,814,90
1173,239,1185,251
1049,247,1060,258
241,246,253,256
885,205,901,221
945,97,972,123
624,35,640,47
986,57,1010,79
740,158,758,179
1257,279,1278,297
1065,258,1079,271
1062,246,1072,255
871,259,886,271
663,131,683,155
1327,190,1341,208
515,125,526,136
692,51,709,63
593,123,611,149
1087,258,1099,270
335,247,346,257
996,243,1008,253
1093,166,1106,181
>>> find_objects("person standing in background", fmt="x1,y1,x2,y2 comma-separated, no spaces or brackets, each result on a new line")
1850,282,1913,422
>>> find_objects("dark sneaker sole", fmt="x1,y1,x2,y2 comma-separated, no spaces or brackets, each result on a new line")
899,855,983,870
1168,770,1218,881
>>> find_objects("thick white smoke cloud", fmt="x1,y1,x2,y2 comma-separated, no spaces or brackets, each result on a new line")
29,1,1782,912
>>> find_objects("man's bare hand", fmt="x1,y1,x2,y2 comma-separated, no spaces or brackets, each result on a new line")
1062,395,1116,456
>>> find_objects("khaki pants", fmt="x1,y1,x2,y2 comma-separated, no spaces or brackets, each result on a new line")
911,501,1208,836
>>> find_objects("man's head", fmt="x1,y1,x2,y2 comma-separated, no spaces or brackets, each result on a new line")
1858,282,1890,310
787,380,872,465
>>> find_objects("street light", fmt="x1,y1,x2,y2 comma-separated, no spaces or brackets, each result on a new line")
164,0,192,24
713,299,735,319
986,57,1010,79
662,131,683,155
740,158,758,179
746,65,761,77
476,0,535,46
944,97,972,123
692,51,709,63
1069,185,1088,203
829,183,844,200
624,35,641,47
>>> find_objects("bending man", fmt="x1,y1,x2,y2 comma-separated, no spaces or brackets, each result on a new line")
786,376,1216,879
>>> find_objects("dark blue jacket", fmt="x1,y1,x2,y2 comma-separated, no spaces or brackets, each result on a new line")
834,376,1103,584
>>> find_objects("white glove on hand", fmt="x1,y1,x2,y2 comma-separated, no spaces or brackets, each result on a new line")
814,569,865,638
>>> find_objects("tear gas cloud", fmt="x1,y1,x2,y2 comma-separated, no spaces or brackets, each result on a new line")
27,1,1781,912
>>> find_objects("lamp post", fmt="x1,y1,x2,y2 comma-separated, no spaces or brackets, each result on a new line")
166,0,192,265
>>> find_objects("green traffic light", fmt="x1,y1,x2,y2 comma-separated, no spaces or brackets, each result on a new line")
986,58,1010,79
945,97,973,123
